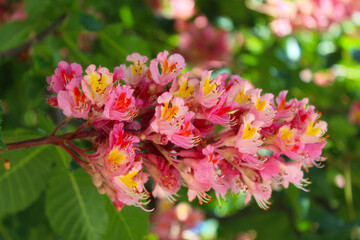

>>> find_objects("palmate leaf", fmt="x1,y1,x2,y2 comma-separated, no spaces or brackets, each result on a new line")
46,148,108,240
103,200,150,240
0,146,54,215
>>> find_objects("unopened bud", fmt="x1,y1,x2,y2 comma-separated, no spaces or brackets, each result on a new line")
105,186,116,202
92,172,103,187
47,97,58,107
97,186,106,195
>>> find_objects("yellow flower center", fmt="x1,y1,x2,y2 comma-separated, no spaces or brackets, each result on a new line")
203,77,217,95
119,170,139,188
174,79,194,97
90,73,107,96
235,89,250,103
255,98,267,112
243,123,257,139
281,127,293,140
131,61,144,76
161,102,179,120
306,121,320,135
108,148,126,165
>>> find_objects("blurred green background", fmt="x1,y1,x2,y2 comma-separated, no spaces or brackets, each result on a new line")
1,0,360,239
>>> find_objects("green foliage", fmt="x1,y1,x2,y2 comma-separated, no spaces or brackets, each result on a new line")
46,149,108,240
104,200,150,240
0,146,54,216
0,21,33,52
218,210,297,240
25,0,49,20
0,101,5,150
1,0,360,239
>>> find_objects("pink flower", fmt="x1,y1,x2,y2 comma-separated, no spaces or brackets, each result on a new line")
226,75,254,108
169,0,196,20
150,92,189,135
170,72,199,99
197,70,226,108
242,168,272,210
168,111,201,149
248,90,276,127
150,202,204,240
103,85,138,122
299,112,327,144
104,123,139,174
149,50,185,86
46,52,328,212
57,78,91,119
47,61,83,93
111,165,149,207
149,0,196,20
145,154,181,200
274,90,296,122
235,113,264,155
0,0,27,24
266,125,299,153
82,65,113,107
251,0,360,36
119,53,149,86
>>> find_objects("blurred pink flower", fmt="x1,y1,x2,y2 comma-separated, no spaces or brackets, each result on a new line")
349,101,360,125
249,0,360,36
150,202,204,240
237,230,257,240
0,0,26,25
300,68,335,86
149,0,196,20
334,174,345,189
176,16,232,76
313,69,335,86
78,32,97,52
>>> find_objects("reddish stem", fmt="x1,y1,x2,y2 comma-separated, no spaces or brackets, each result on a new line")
58,143,88,169
0,130,99,152
51,117,71,136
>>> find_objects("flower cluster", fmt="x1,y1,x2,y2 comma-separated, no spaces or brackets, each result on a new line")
349,101,360,125
249,0,360,36
0,0,26,25
150,202,204,240
149,0,196,20
47,50,327,211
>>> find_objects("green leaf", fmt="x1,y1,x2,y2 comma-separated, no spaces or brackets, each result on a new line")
103,200,149,240
0,21,33,52
0,101,6,150
0,194,56,240
46,148,108,240
80,14,102,32
0,146,54,215
218,210,297,240
25,0,48,20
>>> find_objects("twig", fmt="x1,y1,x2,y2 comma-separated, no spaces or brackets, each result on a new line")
51,117,71,136
58,143,88,169
65,140,91,162
0,14,67,60
1,130,99,152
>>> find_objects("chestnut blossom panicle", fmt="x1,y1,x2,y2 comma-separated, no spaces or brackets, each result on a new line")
249,0,360,36
47,50,328,211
